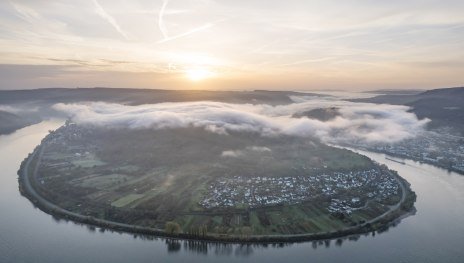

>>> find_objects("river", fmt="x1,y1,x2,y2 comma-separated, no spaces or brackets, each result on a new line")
1,121,463,263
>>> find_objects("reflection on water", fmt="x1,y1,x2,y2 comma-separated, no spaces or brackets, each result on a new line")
1,121,464,263
165,240,283,257
31,178,409,256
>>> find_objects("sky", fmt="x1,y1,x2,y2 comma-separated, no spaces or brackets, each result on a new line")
0,0,463,91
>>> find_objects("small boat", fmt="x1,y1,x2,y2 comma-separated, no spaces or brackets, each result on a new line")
385,157,406,164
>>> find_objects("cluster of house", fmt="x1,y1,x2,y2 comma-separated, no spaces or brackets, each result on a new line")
40,122,98,169
367,131,464,174
47,121,81,143
44,121,96,153
327,198,361,215
199,169,400,210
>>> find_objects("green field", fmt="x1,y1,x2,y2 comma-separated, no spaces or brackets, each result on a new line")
111,194,145,207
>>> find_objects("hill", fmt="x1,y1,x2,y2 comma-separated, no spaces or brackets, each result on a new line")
292,107,341,121
0,110,41,135
0,88,321,106
352,87,464,134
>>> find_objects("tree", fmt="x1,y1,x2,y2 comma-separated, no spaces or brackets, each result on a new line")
241,226,252,238
165,221,181,235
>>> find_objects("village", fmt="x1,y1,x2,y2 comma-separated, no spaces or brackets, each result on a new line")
362,131,464,174
200,168,401,214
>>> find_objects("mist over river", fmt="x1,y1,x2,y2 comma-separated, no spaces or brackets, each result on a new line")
1,121,463,263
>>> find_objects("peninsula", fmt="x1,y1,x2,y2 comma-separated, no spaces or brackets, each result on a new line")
18,122,416,242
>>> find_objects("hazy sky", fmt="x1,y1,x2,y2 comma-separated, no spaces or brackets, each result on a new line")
0,0,463,90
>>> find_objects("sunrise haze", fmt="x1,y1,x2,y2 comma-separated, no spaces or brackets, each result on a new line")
0,0,463,90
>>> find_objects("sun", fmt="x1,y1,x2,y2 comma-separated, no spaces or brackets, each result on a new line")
186,68,213,81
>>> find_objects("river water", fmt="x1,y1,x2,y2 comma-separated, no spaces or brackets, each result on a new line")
1,121,463,263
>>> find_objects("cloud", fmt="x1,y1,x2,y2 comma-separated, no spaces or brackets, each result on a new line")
0,104,38,114
221,150,243,158
247,146,271,152
93,0,130,40
9,1,41,21
52,97,429,144
221,146,271,158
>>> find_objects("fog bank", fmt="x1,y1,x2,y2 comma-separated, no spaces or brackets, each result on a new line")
52,98,429,144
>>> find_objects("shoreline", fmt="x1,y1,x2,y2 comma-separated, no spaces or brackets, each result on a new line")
18,144,416,244
365,148,464,176
333,143,464,176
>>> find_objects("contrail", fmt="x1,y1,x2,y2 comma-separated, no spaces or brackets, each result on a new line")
93,0,130,40
157,23,213,43
281,57,336,67
157,0,226,44
158,0,170,40
157,17,228,44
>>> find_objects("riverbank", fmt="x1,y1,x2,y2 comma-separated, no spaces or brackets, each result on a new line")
18,144,416,244
364,148,464,176
0,111,41,135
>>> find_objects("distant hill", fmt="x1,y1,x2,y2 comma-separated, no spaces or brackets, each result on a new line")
0,110,41,135
293,107,341,121
352,87,464,134
365,89,425,95
0,88,321,106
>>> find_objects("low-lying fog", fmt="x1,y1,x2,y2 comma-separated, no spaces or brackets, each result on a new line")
50,96,428,145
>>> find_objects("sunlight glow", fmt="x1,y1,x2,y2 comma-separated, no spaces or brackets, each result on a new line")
0,1,462,89
186,68,213,81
